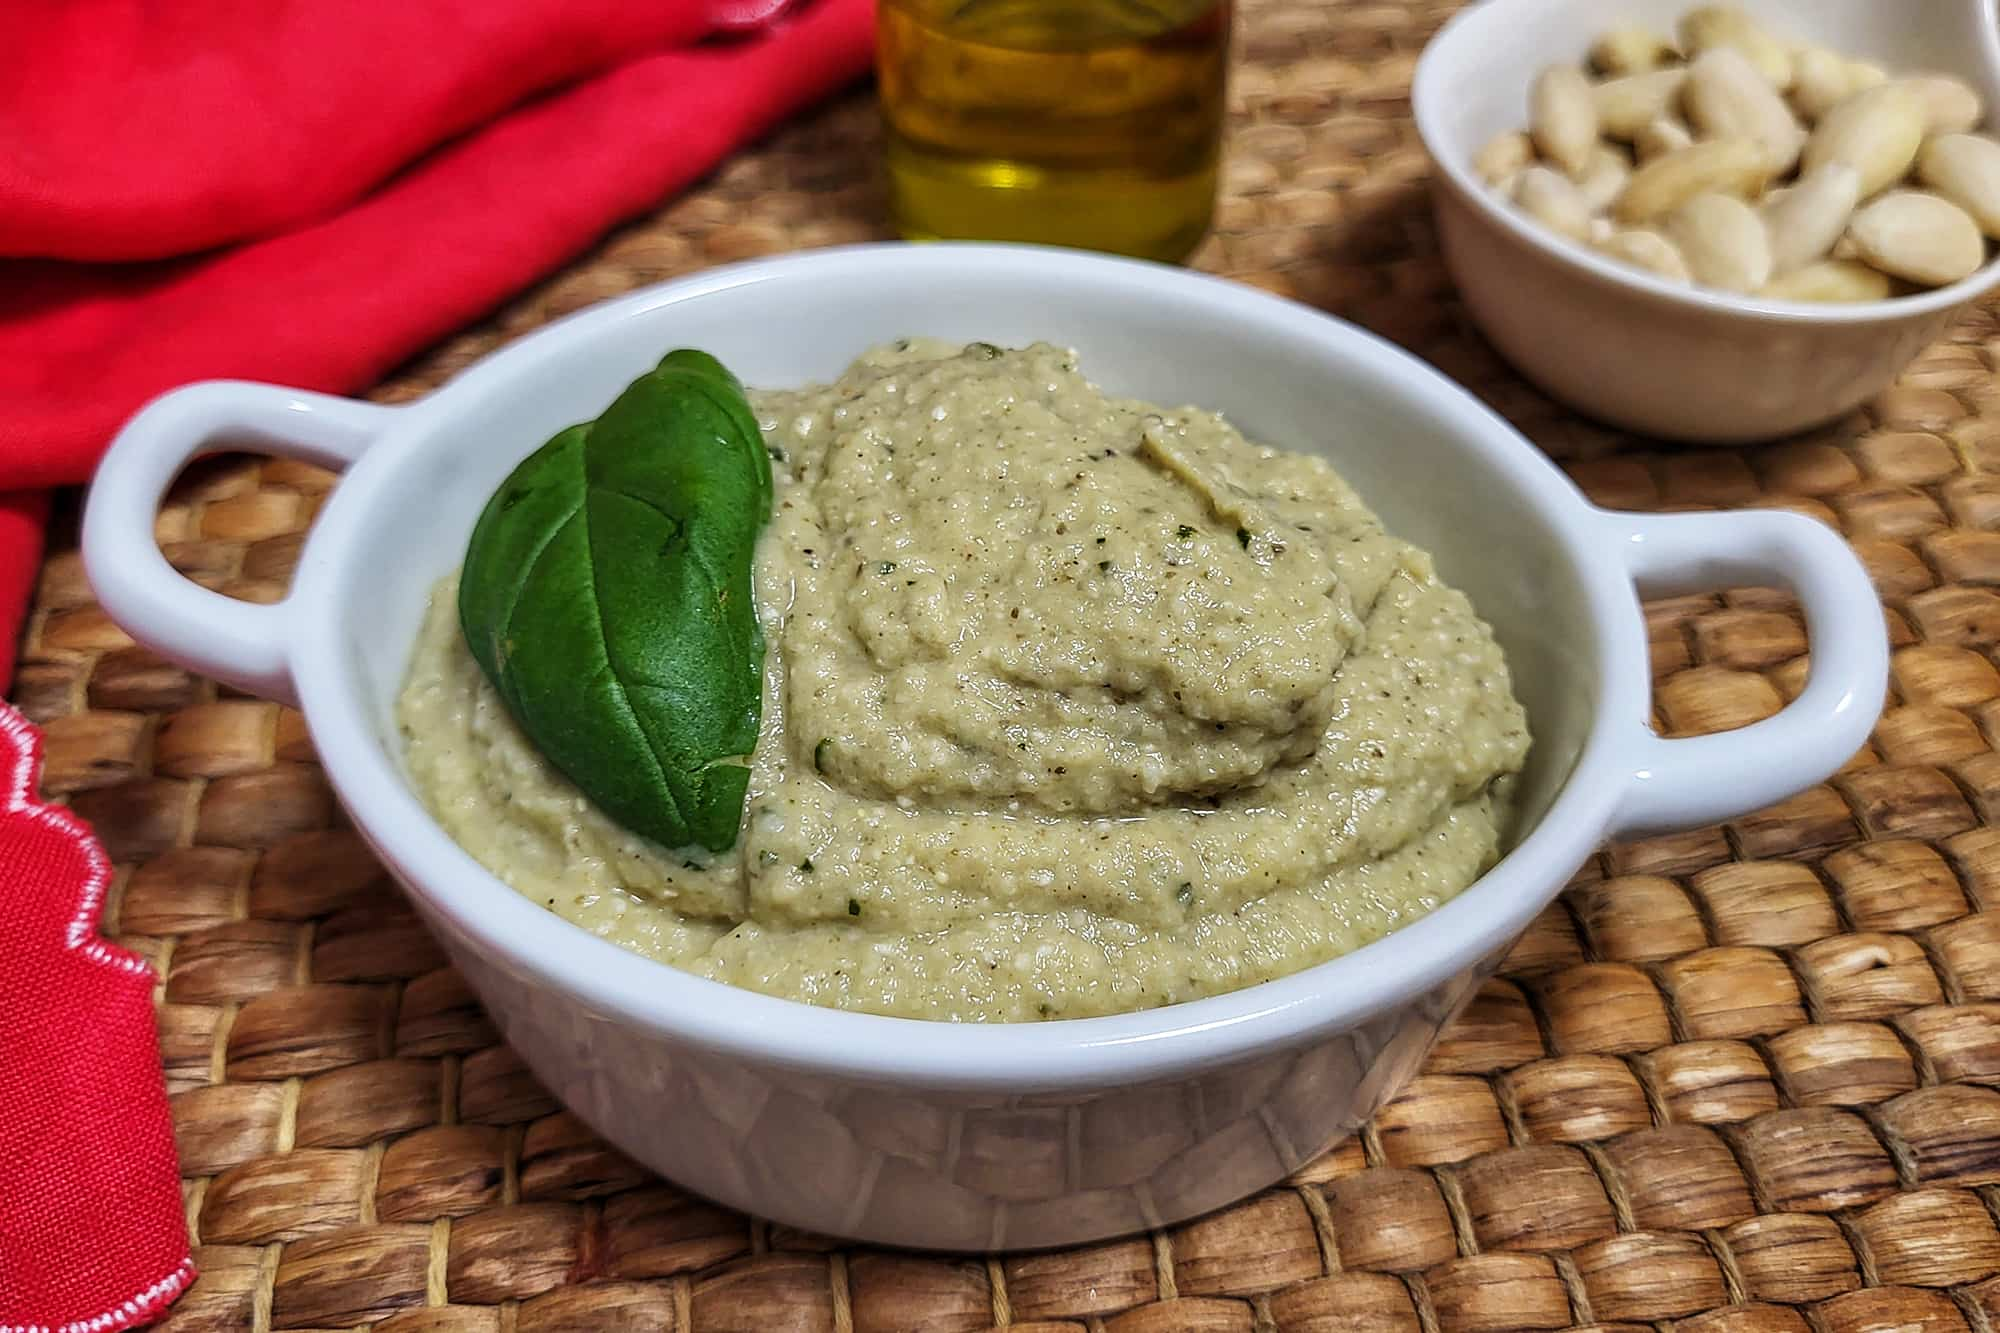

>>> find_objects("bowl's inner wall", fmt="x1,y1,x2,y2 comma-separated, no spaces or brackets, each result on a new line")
337,261,1596,877
1424,0,1997,165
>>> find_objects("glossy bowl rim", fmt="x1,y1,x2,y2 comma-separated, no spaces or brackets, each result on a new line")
285,243,1644,1091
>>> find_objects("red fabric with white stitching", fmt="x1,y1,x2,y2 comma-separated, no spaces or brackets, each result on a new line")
0,706,192,1330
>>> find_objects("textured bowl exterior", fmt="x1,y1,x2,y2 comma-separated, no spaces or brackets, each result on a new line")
392,873,1478,1250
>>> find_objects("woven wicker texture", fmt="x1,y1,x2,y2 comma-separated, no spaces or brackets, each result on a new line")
22,0,2000,1326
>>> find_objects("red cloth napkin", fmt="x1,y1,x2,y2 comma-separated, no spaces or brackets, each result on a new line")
0,3,874,1326
0,0,876,683
0,704,192,1328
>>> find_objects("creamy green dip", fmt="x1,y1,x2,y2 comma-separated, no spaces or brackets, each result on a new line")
397,339,1531,1021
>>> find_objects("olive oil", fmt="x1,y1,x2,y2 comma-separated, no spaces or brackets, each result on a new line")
878,0,1232,263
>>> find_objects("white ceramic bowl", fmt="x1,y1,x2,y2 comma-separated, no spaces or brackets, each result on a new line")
82,243,1887,1249
1413,0,2000,444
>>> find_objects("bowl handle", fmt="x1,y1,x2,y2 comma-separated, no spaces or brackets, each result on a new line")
1602,507,1888,840
82,381,400,709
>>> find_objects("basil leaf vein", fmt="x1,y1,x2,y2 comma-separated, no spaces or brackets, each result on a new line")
458,350,772,853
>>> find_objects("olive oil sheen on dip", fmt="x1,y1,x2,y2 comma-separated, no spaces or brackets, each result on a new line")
878,0,1232,263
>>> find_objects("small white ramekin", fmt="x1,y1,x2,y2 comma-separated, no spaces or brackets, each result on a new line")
81,243,1886,1248
1414,0,2000,444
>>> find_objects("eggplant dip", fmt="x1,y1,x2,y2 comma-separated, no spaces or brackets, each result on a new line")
397,338,1531,1022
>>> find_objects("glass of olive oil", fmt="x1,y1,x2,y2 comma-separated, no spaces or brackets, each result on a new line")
877,0,1233,264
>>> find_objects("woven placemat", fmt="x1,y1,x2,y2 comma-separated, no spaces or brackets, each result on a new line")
24,0,2000,1327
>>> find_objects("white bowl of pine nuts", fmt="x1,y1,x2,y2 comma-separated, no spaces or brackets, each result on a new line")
1413,0,2000,444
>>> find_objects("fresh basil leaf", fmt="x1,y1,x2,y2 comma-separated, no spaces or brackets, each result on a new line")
458,349,772,853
